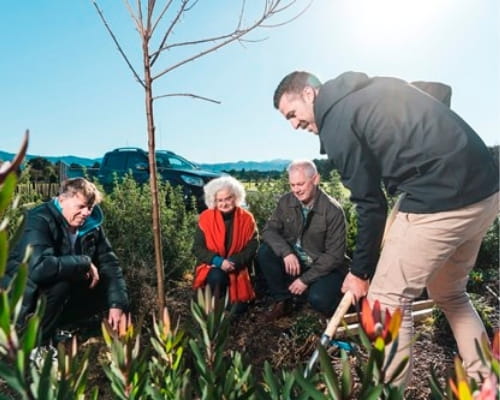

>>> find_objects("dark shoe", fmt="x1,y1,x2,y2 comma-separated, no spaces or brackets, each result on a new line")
228,302,249,316
53,329,73,345
264,300,293,322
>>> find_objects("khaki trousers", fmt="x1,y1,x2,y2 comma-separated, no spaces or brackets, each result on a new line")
368,191,499,387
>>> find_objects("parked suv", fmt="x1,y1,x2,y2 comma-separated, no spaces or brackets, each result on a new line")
98,147,221,210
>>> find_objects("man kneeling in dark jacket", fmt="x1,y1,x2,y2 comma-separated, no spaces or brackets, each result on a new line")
258,160,349,321
2,177,129,345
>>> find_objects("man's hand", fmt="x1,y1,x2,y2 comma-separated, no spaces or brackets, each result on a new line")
88,263,100,289
288,278,308,295
341,272,369,302
283,254,301,276
107,308,124,331
221,259,235,272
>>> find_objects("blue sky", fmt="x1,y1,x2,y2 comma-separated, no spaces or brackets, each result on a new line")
1,0,498,164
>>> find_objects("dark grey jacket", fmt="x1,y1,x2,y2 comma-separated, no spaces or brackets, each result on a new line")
3,199,129,318
314,71,499,279
262,188,349,285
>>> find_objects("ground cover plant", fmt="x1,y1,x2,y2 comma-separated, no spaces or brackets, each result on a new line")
1,151,499,398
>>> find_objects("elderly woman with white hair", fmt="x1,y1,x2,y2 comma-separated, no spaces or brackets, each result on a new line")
192,176,258,309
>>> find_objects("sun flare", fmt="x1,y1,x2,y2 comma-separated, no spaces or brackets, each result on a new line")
343,0,450,47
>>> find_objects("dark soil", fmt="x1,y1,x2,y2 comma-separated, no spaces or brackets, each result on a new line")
4,280,495,399
83,280,497,399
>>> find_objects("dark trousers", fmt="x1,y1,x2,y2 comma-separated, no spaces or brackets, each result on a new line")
257,243,346,316
206,268,229,299
204,268,249,314
38,280,107,344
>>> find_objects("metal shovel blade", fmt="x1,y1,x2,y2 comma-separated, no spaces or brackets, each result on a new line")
303,291,354,378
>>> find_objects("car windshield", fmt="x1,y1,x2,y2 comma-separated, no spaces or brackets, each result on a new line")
155,151,198,170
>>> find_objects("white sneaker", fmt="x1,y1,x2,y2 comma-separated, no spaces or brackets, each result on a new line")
29,345,58,370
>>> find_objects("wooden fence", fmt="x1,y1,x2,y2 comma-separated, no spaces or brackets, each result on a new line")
17,183,59,200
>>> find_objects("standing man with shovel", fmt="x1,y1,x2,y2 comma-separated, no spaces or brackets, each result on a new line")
272,70,499,387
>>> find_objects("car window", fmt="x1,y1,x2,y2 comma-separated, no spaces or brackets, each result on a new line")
104,153,126,170
155,152,197,170
168,154,194,170
155,153,170,168
126,153,147,170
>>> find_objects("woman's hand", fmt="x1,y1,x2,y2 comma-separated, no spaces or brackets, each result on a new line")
221,259,235,272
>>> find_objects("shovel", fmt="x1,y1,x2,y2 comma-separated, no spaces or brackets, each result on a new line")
303,195,403,378
304,291,354,377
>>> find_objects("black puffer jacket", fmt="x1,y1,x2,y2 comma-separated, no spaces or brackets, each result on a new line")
314,71,499,279
3,199,129,318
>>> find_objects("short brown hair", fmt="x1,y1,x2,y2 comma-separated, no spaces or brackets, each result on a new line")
273,71,321,109
59,178,102,206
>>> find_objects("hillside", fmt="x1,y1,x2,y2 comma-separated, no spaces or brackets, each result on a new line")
0,150,101,167
199,159,290,173
0,150,291,172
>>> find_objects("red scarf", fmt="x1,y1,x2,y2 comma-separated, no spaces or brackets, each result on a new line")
192,207,256,303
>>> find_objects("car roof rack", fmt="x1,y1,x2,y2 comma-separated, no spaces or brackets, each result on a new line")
111,147,145,152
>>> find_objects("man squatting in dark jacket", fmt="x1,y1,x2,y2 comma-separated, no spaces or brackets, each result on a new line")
1,177,129,346
258,159,349,321
273,71,499,387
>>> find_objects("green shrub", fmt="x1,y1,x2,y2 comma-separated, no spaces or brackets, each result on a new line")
99,175,197,317
475,217,499,273
245,175,289,232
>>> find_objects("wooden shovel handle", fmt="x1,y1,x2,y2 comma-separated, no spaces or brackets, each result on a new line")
324,291,354,339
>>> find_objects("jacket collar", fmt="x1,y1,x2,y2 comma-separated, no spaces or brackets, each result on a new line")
51,198,103,236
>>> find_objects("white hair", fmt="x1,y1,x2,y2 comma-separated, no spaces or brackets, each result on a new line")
203,176,246,209
287,159,318,178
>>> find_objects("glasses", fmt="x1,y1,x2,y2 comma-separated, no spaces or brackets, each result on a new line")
215,194,234,203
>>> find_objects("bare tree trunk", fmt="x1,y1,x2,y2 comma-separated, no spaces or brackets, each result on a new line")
143,39,165,314
93,0,312,317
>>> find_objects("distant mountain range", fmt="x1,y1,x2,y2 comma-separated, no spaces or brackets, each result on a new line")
199,160,289,173
0,150,290,172
0,150,101,167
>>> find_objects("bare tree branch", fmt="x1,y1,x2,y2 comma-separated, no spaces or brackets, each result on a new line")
152,32,247,80
147,0,155,33
136,0,143,24
153,92,221,104
93,1,146,88
122,0,143,34
152,0,310,80
184,0,199,12
150,0,190,66
163,32,265,50
260,0,313,28
93,0,313,317
235,0,246,31
151,0,174,35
